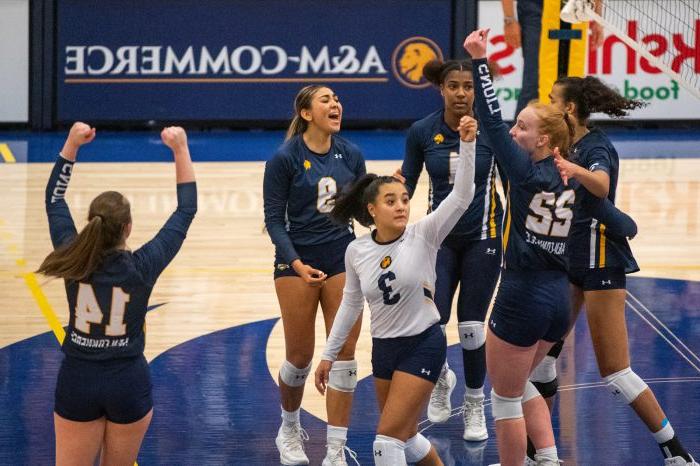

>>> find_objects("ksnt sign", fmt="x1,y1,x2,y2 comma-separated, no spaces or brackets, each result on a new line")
478,0,700,120
56,0,451,122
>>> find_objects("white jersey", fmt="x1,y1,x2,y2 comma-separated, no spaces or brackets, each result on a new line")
322,139,476,361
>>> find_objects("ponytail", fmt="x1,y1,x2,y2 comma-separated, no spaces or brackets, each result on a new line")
285,84,328,141
330,174,400,227
529,102,573,158
37,191,131,281
555,75,647,121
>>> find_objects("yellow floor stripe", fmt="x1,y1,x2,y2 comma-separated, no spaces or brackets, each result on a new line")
0,143,16,163
22,272,65,344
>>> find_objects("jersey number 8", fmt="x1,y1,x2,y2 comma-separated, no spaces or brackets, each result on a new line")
526,190,576,237
317,177,337,213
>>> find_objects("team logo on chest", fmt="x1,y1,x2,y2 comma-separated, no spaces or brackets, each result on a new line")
380,256,392,269
433,133,444,144
303,160,311,170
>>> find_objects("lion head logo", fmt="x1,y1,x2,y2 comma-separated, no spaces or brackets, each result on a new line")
380,256,392,269
392,37,444,89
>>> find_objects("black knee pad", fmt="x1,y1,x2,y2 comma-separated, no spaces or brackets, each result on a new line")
532,377,559,399
547,340,564,358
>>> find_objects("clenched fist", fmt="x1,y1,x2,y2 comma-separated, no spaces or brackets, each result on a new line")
67,122,96,148
161,126,188,152
458,115,478,142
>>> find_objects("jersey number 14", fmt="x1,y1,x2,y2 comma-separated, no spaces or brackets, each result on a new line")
75,283,130,337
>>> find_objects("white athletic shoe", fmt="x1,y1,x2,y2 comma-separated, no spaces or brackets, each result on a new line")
665,455,699,465
462,394,488,441
534,454,563,465
491,455,552,466
427,368,457,423
275,423,309,465
322,439,359,466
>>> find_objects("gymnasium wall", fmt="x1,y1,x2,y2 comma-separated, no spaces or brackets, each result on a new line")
3,0,698,127
0,0,29,123
55,0,452,124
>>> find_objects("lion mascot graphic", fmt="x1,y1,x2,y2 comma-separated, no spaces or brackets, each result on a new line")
399,42,438,84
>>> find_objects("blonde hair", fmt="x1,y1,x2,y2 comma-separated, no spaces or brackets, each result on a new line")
285,85,328,141
528,102,575,158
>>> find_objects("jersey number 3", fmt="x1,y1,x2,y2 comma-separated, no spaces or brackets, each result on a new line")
378,271,400,305
75,283,130,336
526,190,575,237
317,177,337,213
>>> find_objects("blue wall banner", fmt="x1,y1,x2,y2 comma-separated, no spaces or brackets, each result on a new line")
56,0,452,123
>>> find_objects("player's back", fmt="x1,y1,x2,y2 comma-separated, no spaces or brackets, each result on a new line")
62,249,157,361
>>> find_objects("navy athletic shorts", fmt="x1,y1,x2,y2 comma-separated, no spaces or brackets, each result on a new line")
371,323,446,384
435,236,501,324
274,235,353,279
568,267,626,291
54,354,152,424
489,269,571,347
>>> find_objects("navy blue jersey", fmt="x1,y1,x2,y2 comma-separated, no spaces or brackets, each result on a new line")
46,155,197,361
263,134,366,264
472,58,636,271
568,129,639,273
402,109,503,240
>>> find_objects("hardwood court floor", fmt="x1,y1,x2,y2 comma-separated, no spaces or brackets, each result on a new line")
1,154,699,465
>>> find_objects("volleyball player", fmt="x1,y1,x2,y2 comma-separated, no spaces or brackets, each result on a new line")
37,122,197,466
464,29,639,465
263,85,366,465
538,76,697,466
399,58,502,440
314,114,478,465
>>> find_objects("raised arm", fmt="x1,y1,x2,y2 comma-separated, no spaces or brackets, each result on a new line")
46,122,96,249
465,30,533,184
414,116,477,247
134,127,197,285
400,126,424,198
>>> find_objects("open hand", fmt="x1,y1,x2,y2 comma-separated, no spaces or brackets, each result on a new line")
553,147,580,186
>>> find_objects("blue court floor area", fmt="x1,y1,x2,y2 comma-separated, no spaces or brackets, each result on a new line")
1,275,699,465
1,127,699,163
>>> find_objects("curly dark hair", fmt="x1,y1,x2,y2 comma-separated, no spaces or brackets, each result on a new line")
555,76,647,121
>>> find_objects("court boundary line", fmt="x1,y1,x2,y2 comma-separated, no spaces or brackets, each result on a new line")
418,377,700,432
625,299,700,374
626,290,700,366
